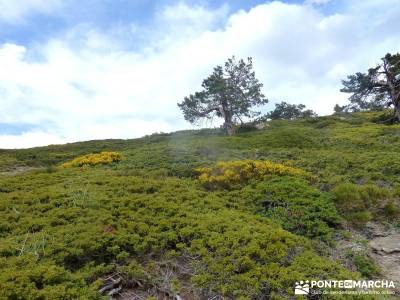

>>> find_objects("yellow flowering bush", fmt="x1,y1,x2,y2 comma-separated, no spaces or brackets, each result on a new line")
62,151,122,168
196,160,312,189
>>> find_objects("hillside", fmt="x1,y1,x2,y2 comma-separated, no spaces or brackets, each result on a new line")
0,112,399,299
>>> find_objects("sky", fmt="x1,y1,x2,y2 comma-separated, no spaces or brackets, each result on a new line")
0,0,399,148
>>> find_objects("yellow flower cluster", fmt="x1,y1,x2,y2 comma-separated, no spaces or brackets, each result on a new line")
62,151,122,168
197,160,311,189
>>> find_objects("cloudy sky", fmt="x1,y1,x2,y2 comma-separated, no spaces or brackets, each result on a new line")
0,0,399,148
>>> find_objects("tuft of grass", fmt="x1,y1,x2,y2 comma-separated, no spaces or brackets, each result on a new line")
332,182,398,227
383,200,400,218
347,252,381,278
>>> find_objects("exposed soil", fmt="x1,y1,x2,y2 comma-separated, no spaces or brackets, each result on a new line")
0,166,41,176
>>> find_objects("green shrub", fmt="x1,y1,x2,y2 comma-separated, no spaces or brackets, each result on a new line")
348,211,373,228
235,123,259,133
186,211,355,298
332,183,391,226
306,117,338,128
262,127,317,148
0,168,358,299
1,111,398,299
370,109,396,124
348,253,380,278
332,183,364,210
236,177,341,241
383,201,400,218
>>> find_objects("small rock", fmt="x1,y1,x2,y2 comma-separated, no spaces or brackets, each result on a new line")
369,234,400,291
369,234,400,254
365,222,389,238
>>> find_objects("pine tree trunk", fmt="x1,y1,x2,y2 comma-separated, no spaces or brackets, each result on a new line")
224,120,235,136
219,105,236,135
394,102,400,123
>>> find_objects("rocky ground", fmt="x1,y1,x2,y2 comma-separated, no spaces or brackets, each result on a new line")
367,226,400,288
335,222,400,296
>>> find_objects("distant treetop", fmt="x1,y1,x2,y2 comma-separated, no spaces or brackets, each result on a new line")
340,52,400,122
263,101,317,120
178,56,268,135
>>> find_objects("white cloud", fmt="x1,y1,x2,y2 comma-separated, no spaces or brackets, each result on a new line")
0,0,400,148
159,1,228,32
305,0,332,5
0,0,62,23
0,131,67,149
